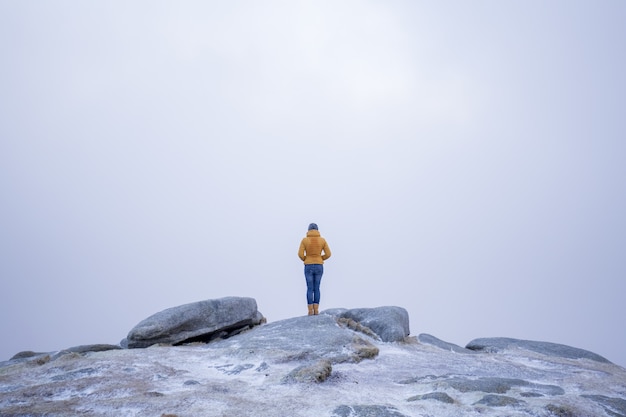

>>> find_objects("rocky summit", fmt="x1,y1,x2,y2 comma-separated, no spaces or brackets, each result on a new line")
1,298,625,417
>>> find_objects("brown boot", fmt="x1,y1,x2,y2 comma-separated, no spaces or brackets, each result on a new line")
308,304,314,316
313,304,319,315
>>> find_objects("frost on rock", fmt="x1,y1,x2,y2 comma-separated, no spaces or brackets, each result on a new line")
207,314,380,364
282,359,332,383
407,392,455,404
332,405,409,417
1,304,625,417
126,297,264,348
325,306,410,342
466,337,612,363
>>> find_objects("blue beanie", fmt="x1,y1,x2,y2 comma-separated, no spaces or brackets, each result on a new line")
308,223,318,231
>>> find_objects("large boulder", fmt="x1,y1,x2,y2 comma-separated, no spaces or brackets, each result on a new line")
126,297,263,348
466,337,612,363
325,306,410,342
207,314,379,364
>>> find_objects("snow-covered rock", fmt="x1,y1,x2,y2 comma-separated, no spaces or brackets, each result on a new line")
417,333,476,354
323,306,410,342
126,297,264,348
208,314,380,364
1,305,625,417
466,337,612,363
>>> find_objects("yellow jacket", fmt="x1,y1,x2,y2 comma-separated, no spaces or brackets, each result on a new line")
298,230,331,265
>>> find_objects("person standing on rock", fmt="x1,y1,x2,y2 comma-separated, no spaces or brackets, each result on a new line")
298,223,332,316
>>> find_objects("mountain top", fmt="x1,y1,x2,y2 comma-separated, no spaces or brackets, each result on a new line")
1,298,624,417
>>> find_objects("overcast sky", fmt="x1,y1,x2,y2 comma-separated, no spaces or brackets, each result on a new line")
1,1,625,367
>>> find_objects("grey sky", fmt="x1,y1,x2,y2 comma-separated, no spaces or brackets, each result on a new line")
1,1,625,366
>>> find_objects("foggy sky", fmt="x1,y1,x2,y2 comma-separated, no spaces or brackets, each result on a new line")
1,1,625,367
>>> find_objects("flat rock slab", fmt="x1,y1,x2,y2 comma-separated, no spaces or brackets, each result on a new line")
332,405,409,417
63,344,122,354
582,394,626,416
442,376,564,396
466,337,611,363
127,297,262,348
206,314,379,364
474,394,525,407
400,375,564,397
408,392,455,404
10,351,49,360
417,333,476,354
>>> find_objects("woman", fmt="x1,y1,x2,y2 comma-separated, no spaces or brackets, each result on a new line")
298,223,332,315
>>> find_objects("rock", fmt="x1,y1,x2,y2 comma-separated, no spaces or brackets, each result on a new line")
337,317,380,340
30,355,51,366
520,392,544,398
183,380,200,386
282,359,332,383
581,394,626,416
0,332,624,417
4,351,52,367
400,375,564,396
10,345,121,364
328,306,410,342
207,314,379,364
332,405,409,417
51,367,98,381
2,305,625,417
474,394,525,407
10,351,47,360
126,297,263,348
445,377,563,396
213,363,255,375
466,337,612,363
447,377,528,393
545,403,580,417
407,392,455,404
349,334,380,361
417,333,476,354
323,308,348,317
64,344,122,354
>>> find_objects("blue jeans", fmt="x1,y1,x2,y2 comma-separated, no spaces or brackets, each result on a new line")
304,264,324,304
